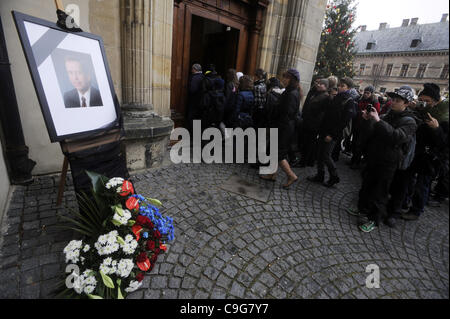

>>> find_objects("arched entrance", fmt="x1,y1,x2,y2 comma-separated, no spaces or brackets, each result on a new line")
170,0,268,127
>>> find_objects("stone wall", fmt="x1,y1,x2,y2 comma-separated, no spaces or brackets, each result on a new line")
0,145,10,223
258,0,327,98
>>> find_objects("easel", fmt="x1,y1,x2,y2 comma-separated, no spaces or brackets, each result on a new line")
53,0,126,206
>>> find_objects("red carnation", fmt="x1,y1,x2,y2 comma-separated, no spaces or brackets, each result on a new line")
136,272,145,282
119,180,134,197
146,240,156,251
126,197,139,211
154,230,162,239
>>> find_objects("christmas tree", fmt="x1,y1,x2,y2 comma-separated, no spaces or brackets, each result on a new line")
315,0,358,79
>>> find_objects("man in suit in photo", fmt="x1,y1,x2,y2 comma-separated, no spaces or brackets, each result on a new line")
63,56,103,108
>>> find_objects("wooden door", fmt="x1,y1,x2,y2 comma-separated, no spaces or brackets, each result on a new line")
171,0,266,128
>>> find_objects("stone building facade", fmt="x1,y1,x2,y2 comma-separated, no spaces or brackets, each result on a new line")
0,0,326,214
353,15,449,95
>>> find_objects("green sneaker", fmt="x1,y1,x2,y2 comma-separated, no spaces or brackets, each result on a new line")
359,221,377,233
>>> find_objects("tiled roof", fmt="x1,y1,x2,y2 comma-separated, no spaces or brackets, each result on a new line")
354,21,449,54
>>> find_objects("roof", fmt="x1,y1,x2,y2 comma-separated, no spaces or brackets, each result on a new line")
354,21,449,54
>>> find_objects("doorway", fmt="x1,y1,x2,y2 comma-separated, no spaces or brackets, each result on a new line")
189,15,240,78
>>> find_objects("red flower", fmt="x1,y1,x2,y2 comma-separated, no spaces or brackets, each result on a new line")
126,197,139,211
136,215,154,229
136,272,145,282
132,225,143,241
160,244,167,252
146,240,156,251
136,252,151,271
154,230,162,239
119,180,134,197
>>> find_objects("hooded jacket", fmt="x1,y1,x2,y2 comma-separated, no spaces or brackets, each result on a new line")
365,108,417,168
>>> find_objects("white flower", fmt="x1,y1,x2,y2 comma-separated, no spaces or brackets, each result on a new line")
63,240,83,264
83,244,90,252
112,209,132,226
72,269,97,295
100,258,117,275
105,177,124,190
125,280,142,293
121,234,138,255
95,231,120,256
116,259,134,278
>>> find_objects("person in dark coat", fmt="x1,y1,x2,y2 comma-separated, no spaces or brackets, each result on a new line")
234,75,255,129
402,83,449,221
299,78,329,167
253,68,268,129
355,86,417,233
186,63,204,134
260,69,300,188
308,77,357,187
350,85,381,168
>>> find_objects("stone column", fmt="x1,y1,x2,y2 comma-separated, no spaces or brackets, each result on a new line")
120,0,152,109
120,0,173,171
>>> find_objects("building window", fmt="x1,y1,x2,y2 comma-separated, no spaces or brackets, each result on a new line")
441,64,449,79
400,64,409,77
380,87,387,93
372,64,380,75
385,64,393,76
410,39,421,48
366,42,375,50
359,64,366,75
416,64,427,78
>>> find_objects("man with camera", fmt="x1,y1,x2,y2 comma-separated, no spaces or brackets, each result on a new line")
349,85,381,169
402,83,449,221
355,86,417,233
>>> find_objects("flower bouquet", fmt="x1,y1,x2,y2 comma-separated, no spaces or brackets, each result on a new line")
57,171,174,299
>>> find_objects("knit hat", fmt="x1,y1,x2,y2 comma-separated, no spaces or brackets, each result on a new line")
364,85,375,93
419,83,441,102
286,68,301,82
387,85,414,102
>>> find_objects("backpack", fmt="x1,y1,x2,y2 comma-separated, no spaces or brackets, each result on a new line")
399,134,416,170
203,90,226,127
265,90,282,127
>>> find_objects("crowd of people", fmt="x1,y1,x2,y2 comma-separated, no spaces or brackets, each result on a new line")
186,63,449,233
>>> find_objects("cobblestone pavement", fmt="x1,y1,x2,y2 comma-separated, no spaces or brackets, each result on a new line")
0,158,448,299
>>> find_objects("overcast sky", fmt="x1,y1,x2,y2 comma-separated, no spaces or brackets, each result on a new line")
353,0,449,31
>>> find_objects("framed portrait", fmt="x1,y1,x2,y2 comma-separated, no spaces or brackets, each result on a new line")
12,11,121,142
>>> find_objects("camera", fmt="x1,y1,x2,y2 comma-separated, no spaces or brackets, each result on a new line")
366,104,375,113
415,102,430,121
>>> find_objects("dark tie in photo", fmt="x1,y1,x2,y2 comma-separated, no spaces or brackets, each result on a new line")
81,96,87,108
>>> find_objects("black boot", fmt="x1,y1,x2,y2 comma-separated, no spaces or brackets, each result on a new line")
307,173,324,183
324,175,340,187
